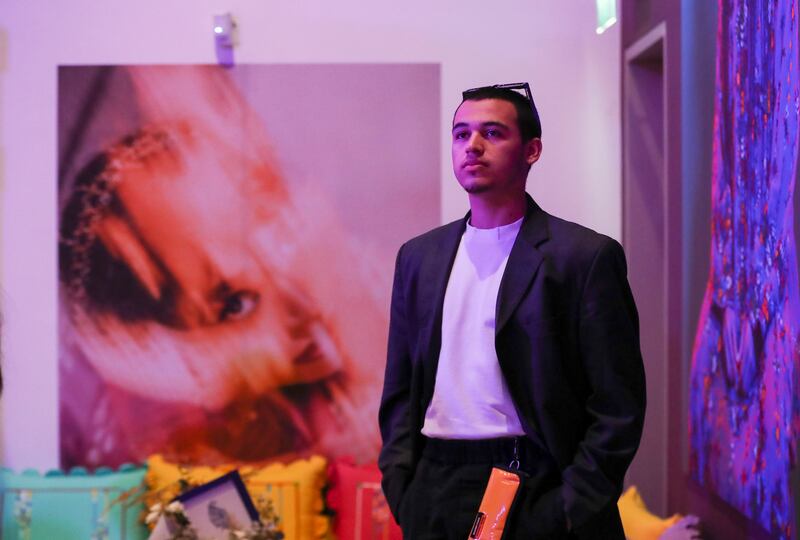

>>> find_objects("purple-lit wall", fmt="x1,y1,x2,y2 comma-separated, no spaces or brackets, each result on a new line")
0,3,622,470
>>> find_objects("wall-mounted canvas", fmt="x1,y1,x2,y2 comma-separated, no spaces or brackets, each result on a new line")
688,1,799,537
57,64,440,468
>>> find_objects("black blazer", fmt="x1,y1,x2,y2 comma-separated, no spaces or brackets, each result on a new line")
378,195,646,539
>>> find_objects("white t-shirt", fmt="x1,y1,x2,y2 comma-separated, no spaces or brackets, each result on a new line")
421,217,526,439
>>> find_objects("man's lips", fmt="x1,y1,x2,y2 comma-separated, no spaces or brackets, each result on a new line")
463,160,487,169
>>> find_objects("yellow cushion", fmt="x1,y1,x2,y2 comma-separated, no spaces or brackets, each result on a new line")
617,486,681,540
145,454,329,540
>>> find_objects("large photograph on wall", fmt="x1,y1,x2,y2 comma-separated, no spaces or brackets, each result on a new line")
57,64,440,468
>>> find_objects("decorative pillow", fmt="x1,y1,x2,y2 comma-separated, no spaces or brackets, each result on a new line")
326,458,402,540
617,486,682,540
0,464,148,540
145,454,329,540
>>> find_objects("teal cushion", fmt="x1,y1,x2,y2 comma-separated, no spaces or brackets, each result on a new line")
1,464,148,540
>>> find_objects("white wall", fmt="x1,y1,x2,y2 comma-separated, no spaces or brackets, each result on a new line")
0,0,620,469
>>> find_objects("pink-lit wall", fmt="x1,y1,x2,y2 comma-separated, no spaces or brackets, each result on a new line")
0,1,621,469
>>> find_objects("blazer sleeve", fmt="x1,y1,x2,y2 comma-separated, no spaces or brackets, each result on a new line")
377,244,415,522
525,237,646,537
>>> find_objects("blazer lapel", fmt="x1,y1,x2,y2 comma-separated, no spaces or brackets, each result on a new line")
495,196,549,333
419,217,467,407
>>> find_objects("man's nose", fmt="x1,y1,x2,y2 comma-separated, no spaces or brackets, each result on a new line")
466,132,484,153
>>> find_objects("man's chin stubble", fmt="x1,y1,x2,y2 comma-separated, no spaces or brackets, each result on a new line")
463,183,490,194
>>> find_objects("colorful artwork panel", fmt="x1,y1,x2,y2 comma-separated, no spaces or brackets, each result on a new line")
689,1,800,537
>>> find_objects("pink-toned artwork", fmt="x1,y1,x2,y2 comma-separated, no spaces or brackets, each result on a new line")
57,65,440,468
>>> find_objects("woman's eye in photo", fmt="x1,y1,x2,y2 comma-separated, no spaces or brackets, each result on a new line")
219,290,259,322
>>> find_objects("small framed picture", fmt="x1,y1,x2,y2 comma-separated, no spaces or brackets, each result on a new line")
178,470,260,535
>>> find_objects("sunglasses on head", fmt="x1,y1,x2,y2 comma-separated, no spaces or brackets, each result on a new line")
462,82,534,105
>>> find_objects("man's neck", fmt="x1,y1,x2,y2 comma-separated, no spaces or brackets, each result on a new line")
467,191,527,229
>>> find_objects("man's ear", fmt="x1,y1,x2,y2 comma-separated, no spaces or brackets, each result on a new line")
525,138,543,166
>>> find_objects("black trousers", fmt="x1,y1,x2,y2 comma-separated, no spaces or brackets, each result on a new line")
398,437,575,540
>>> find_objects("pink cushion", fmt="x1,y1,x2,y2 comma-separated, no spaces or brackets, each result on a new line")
327,458,402,540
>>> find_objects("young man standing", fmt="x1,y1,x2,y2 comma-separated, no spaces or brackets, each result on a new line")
378,84,646,539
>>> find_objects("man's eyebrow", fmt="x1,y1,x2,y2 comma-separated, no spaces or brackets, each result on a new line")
451,121,510,132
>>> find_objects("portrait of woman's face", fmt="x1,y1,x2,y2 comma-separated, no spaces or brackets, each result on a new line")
57,65,440,467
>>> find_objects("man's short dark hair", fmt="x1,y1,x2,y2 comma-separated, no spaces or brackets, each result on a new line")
460,85,542,141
